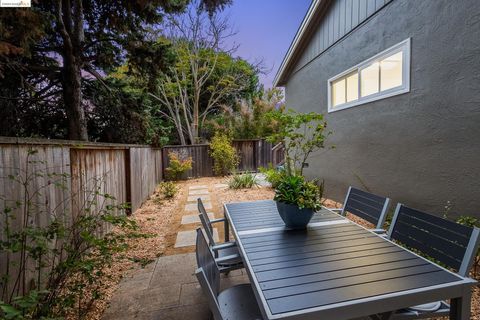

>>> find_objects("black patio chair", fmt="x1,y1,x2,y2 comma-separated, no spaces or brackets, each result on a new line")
329,186,390,233
195,228,264,320
198,198,243,273
384,204,480,319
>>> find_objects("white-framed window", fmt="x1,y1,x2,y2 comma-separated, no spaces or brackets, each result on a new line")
328,38,411,113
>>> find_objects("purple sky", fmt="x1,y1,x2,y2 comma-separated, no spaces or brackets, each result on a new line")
220,0,311,89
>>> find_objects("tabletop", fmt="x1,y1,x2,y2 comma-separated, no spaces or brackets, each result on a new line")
224,200,473,320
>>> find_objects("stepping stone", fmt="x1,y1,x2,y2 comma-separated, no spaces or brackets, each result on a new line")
187,194,211,202
189,185,208,190
185,201,212,211
214,183,228,189
188,189,210,195
174,229,218,248
181,212,214,225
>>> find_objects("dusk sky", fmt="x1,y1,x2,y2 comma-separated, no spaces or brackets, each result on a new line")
220,0,312,89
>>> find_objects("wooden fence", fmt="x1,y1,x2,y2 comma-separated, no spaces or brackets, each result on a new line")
162,139,276,178
0,137,164,296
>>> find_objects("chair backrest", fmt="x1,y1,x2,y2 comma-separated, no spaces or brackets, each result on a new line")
342,186,390,229
388,204,480,277
195,228,222,320
198,198,216,246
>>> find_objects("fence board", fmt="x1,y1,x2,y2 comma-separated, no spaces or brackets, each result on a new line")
162,139,277,178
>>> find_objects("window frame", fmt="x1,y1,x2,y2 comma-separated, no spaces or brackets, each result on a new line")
327,38,411,113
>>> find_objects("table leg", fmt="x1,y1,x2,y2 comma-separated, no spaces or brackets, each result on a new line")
224,209,230,242
450,291,471,320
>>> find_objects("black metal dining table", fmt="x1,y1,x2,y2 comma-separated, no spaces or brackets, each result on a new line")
223,200,476,320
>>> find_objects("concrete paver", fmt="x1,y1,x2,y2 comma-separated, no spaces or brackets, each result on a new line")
188,185,208,190
174,229,218,248
188,189,210,195
186,194,211,202
184,201,212,211
180,212,214,225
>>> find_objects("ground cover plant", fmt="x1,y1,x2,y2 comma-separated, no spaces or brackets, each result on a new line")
228,172,258,189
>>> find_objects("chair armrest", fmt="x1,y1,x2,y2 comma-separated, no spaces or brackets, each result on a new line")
210,217,226,224
327,208,343,212
215,254,240,264
212,242,236,251
371,228,386,234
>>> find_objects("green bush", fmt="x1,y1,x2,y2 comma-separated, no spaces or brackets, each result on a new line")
259,165,285,189
274,175,324,211
209,132,239,176
159,181,178,198
165,152,192,180
228,173,259,189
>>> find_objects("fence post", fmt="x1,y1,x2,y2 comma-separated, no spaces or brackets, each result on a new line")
124,148,132,215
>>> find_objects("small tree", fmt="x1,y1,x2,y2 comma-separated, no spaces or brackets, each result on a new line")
209,132,239,176
267,109,331,176
165,152,193,180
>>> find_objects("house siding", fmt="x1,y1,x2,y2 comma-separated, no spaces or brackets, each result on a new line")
293,0,392,73
284,0,480,217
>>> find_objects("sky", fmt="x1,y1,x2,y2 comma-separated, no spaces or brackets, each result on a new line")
220,0,312,89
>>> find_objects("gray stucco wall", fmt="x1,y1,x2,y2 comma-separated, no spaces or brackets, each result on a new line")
284,0,480,218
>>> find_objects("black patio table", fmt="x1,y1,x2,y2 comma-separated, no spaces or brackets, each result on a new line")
223,200,475,320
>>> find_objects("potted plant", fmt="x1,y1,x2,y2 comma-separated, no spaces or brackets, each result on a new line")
266,109,331,229
274,175,324,229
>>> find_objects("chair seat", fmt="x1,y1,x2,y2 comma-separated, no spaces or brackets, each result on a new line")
217,245,243,267
392,301,450,319
217,284,263,320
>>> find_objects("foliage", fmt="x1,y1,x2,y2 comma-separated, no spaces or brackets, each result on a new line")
207,88,284,139
0,149,145,319
151,0,261,145
165,152,193,180
274,175,324,211
159,181,179,198
228,173,259,189
209,132,239,176
266,109,331,176
84,77,172,145
0,0,230,140
259,165,285,189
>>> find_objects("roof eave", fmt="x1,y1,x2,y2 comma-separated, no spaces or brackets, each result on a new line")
273,0,327,87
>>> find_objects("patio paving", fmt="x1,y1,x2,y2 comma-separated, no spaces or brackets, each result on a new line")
103,253,249,320
174,229,219,248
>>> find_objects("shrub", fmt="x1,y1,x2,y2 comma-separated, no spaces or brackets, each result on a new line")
228,173,258,189
259,165,285,189
209,132,239,176
159,181,178,198
165,152,192,180
274,175,324,211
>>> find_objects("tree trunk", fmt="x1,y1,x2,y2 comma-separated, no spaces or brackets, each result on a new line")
62,54,88,141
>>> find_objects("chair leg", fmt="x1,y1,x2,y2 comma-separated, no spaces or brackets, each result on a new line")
450,292,471,320
370,312,393,320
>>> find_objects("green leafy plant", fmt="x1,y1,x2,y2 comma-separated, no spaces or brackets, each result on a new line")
266,109,331,176
274,175,324,211
259,165,285,189
159,181,179,199
209,132,240,176
165,152,193,181
228,173,259,189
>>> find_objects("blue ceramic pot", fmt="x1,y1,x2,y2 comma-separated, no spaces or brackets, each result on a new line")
276,201,315,229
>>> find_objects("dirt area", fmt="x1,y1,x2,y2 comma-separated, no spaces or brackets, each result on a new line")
85,176,479,320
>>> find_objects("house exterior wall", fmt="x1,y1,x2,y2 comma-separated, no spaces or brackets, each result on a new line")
284,0,480,217
294,0,392,73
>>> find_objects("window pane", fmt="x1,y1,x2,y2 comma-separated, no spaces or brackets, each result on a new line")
361,62,379,97
332,78,346,107
346,72,358,102
380,51,403,91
